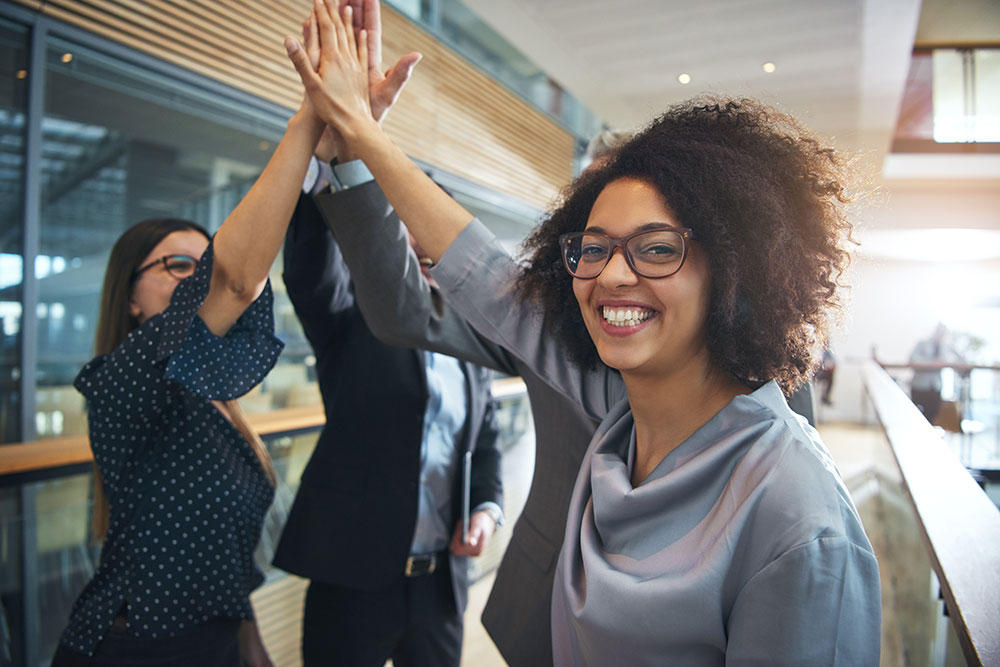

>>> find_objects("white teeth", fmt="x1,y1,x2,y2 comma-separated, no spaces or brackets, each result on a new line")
602,306,653,327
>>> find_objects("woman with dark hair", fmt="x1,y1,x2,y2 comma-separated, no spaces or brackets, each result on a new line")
49,16,342,662
287,3,881,663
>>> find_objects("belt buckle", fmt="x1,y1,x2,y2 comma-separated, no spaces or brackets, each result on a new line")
404,553,438,577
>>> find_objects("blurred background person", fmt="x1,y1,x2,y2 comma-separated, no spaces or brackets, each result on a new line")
583,129,634,173
910,322,964,423
815,347,837,407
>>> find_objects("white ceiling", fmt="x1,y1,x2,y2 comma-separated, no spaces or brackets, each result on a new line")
463,0,923,163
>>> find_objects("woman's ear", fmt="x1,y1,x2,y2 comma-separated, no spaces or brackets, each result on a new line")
129,296,142,321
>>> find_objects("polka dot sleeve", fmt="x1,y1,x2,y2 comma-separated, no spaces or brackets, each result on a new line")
74,242,283,421
158,243,284,400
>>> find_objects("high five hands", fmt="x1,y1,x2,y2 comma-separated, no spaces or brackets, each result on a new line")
287,0,472,263
340,0,421,125
287,0,420,161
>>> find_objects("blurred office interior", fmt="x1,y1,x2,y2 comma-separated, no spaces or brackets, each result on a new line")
0,0,998,664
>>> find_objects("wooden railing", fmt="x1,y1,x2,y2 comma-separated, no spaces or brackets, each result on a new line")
1,377,527,666
0,377,528,478
0,405,325,478
862,361,1000,666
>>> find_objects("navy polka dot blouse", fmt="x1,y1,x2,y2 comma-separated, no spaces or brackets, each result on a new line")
61,243,283,656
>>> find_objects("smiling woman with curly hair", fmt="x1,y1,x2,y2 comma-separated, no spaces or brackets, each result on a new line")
518,98,855,392
288,8,881,662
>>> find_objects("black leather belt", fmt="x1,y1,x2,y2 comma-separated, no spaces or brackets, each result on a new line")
404,551,446,577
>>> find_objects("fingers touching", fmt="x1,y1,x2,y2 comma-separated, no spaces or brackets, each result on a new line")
364,0,382,72
287,0,373,136
312,0,361,65
302,11,319,72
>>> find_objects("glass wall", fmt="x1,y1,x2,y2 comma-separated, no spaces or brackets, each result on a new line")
0,18,29,444
0,7,552,446
27,35,321,441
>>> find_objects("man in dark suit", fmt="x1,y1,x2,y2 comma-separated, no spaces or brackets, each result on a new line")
313,178,597,666
272,187,503,667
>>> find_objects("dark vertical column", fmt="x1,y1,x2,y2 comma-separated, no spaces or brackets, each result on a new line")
20,0,44,446
20,18,47,667
425,0,442,32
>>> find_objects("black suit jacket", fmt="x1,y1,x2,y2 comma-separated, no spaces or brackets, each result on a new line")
272,194,502,614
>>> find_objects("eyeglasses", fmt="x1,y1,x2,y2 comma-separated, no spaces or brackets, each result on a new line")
132,254,199,281
559,227,694,279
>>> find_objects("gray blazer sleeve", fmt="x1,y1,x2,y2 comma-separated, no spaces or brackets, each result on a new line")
430,219,624,421
315,181,520,377
316,181,623,421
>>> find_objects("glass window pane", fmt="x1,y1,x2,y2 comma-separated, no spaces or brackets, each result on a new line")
932,49,966,142
392,0,423,20
35,36,312,436
974,49,1000,142
933,48,1000,143
0,483,25,664
33,473,99,659
0,18,29,444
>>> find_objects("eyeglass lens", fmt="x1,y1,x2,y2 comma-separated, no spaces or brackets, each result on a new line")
563,230,685,278
164,256,197,279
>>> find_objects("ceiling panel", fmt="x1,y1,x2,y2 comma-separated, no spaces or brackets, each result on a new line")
463,0,921,160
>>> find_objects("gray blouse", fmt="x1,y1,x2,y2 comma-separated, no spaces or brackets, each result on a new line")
431,219,881,665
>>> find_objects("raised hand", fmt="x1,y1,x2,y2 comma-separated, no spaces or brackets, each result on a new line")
286,0,374,146
301,10,347,162
289,0,473,265
300,0,420,161
357,0,421,124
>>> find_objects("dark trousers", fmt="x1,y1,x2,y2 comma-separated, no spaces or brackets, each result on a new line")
912,389,942,424
302,561,463,667
50,617,241,666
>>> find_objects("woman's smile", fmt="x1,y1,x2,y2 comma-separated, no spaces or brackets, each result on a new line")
597,301,658,335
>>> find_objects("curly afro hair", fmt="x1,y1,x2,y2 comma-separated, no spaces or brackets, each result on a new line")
515,97,855,394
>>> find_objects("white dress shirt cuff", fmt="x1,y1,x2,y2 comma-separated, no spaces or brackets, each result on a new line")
472,501,504,527
331,158,374,190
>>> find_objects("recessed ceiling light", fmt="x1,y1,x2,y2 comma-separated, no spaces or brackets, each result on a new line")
762,62,776,73
677,73,691,85
258,141,270,151
61,53,73,63
16,70,27,79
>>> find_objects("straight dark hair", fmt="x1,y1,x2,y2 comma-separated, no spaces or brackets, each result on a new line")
89,218,276,541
